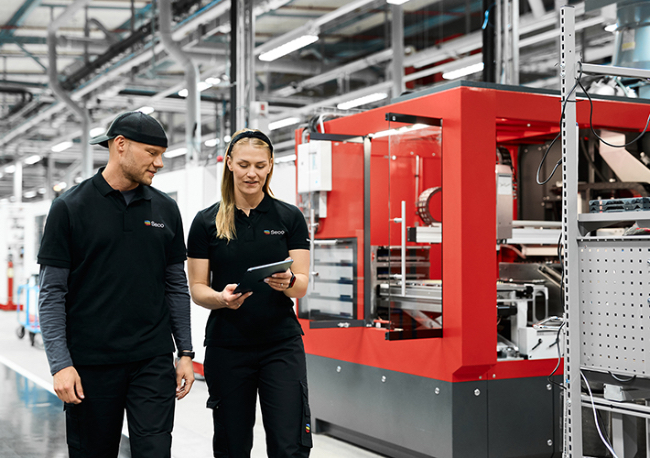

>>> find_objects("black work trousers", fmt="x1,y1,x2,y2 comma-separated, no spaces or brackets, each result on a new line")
204,335,312,458
64,353,176,458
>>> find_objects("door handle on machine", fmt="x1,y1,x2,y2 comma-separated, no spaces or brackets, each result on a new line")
390,201,406,296
309,209,318,292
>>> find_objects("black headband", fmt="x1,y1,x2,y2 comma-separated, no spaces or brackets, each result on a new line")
226,131,274,156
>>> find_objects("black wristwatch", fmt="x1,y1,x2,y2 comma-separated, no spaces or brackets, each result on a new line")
287,271,297,289
178,350,195,359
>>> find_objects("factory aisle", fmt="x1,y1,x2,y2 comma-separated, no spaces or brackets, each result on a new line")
0,310,384,458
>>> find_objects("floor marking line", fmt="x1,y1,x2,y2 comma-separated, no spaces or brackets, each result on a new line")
0,354,56,395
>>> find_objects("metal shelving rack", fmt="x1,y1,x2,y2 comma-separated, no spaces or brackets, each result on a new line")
561,6,650,457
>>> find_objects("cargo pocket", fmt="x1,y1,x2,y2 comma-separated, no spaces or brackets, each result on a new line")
207,397,220,410
63,402,82,451
300,380,313,448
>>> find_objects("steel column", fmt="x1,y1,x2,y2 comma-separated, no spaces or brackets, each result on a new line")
482,0,495,83
233,0,254,131
160,0,201,164
560,6,582,457
13,162,22,204
46,0,93,179
511,0,519,85
390,4,404,98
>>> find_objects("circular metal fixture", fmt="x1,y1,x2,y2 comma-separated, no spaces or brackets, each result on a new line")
416,187,442,226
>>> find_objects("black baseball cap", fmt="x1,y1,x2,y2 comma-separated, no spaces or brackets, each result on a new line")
90,111,168,148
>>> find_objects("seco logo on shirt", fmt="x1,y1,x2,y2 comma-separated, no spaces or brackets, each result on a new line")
144,220,165,228
263,229,285,235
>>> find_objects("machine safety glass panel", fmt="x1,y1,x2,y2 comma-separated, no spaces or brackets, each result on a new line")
298,238,358,323
380,113,442,340
297,137,364,327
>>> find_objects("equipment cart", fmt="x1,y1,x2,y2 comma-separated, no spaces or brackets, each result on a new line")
16,280,40,346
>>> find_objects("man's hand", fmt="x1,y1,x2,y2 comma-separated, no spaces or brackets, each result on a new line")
53,366,84,404
176,356,195,400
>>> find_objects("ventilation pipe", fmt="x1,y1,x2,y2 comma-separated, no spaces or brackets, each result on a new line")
47,0,93,179
160,0,200,165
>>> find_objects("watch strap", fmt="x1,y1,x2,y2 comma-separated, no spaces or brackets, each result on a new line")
178,350,195,359
288,271,297,289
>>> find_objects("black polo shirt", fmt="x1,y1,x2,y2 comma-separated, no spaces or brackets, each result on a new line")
187,193,310,346
37,168,186,365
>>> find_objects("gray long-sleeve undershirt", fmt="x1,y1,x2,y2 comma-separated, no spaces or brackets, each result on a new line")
38,262,193,375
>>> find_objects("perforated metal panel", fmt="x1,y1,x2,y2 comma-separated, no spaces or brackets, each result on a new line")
579,239,650,376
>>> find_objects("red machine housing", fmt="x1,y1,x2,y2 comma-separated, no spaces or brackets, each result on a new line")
295,82,650,458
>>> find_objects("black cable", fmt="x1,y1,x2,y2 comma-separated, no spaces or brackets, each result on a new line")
595,409,612,447
548,321,566,390
581,370,620,457
547,230,566,390
536,66,584,185
579,136,608,183
575,62,650,149
535,132,562,185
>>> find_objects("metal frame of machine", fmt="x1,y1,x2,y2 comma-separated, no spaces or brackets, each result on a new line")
294,77,650,457
561,6,650,458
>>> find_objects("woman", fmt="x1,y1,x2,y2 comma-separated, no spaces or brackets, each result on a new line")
187,128,312,458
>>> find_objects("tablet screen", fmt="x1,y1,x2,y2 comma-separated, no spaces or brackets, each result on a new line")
233,259,294,294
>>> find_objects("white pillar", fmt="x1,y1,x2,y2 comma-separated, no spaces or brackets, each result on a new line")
13,162,22,203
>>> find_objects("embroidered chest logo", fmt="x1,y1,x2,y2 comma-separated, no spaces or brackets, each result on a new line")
144,220,165,228
263,229,285,235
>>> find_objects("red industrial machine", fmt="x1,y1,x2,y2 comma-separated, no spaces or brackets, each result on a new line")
294,82,650,458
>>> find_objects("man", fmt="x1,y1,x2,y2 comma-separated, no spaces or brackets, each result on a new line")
38,111,195,458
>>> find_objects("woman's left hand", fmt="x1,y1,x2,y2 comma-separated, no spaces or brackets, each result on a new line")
265,263,293,291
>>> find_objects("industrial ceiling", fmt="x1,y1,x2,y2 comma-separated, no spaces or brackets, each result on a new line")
0,0,617,200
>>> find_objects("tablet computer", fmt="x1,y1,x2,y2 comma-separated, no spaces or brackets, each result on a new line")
233,259,294,294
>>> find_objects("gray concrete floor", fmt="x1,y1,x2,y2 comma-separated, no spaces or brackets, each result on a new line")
0,309,383,457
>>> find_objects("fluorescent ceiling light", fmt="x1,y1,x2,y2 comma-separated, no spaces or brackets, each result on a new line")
224,135,232,143
38,188,46,194
52,141,73,153
275,154,296,164
90,127,105,137
23,191,37,199
259,34,319,62
178,82,213,98
205,138,220,147
268,117,301,131
337,92,388,110
137,106,155,115
442,62,484,80
198,81,212,91
74,176,83,184
4,165,16,174
24,155,41,165
205,77,221,85
164,147,188,158
53,182,67,192
604,23,617,33
387,0,410,4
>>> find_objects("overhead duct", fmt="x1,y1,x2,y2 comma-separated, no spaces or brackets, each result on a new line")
160,0,201,164
0,0,228,149
613,0,650,97
47,0,93,179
